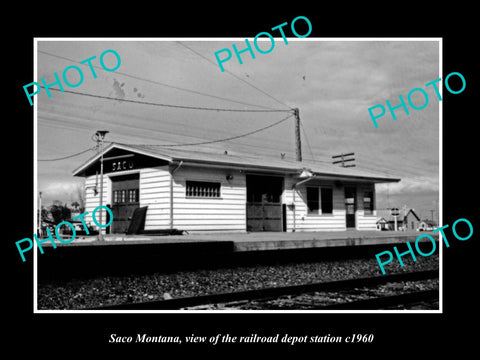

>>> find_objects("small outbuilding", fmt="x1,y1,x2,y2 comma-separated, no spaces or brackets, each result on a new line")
403,208,421,231
418,220,437,231
376,217,389,231
72,143,400,234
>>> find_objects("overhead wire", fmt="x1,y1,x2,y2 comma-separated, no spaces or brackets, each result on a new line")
299,119,316,161
38,109,431,178
37,48,437,178
39,112,225,145
39,110,302,159
37,47,297,158
176,41,293,111
38,49,278,110
116,113,294,147
39,87,292,113
38,146,96,161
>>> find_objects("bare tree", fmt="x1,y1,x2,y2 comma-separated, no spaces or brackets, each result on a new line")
75,183,85,213
50,202,71,225
71,201,80,211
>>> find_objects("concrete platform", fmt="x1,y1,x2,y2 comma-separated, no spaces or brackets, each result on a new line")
47,230,438,252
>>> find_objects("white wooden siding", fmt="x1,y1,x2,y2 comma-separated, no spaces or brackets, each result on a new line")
283,178,346,232
82,165,379,233
284,180,377,231
139,167,171,230
357,183,377,230
171,166,246,232
83,174,111,230
83,168,171,232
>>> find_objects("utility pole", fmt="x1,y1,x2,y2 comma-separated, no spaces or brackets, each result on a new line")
294,108,302,162
38,191,42,236
94,130,109,241
332,153,355,167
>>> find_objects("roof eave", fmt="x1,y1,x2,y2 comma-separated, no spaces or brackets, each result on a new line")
72,143,174,177
172,160,400,182
311,172,401,183
72,143,401,183
170,159,300,175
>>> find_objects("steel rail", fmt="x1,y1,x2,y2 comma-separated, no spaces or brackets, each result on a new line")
311,289,439,310
91,269,438,310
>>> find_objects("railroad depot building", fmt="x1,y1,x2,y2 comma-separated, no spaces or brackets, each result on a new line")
73,143,400,234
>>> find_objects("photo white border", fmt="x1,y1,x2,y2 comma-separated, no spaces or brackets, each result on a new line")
33,37,443,314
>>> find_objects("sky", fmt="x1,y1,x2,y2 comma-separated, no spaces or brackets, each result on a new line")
36,38,440,222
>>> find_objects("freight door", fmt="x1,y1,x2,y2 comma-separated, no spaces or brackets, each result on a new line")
345,186,356,228
246,175,283,232
111,174,140,233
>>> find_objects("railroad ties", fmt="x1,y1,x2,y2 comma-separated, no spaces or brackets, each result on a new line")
91,269,439,311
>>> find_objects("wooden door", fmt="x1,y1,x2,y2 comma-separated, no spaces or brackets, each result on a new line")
111,174,140,233
345,186,356,228
246,175,283,232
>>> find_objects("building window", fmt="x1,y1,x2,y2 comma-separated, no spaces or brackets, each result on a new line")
307,187,319,213
113,189,138,204
128,189,139,203
186,181,221,198
364,191,374,215
321,188,333,214
113,190,125,203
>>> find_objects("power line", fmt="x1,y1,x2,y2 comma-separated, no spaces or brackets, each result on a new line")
299,120,315,161
38,110,314,159
38,110,296,156
40,87,292,113
115,113,294,147
38,49,278,110
176,41,293,110
38,146,96,161
355,156,436,179
38,113,421,172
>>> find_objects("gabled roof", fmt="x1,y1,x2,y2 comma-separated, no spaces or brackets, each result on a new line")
376,208,422,223
405,208,421,221
73,142,401,183
420,219,437,226
376,209,405,222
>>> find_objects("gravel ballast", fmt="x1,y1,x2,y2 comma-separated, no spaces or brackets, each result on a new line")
37,254,439,310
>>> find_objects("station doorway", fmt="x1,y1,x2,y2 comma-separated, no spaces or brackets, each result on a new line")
110,174,140,233
246,175,284,232
345,186,356,229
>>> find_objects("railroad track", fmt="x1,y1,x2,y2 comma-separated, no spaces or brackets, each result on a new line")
241,289,438,310
317,289,438,310
92,269,438,310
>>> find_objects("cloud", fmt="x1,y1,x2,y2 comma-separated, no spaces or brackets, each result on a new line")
36,40,440,215
38,178,84,206
376,176,439,195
